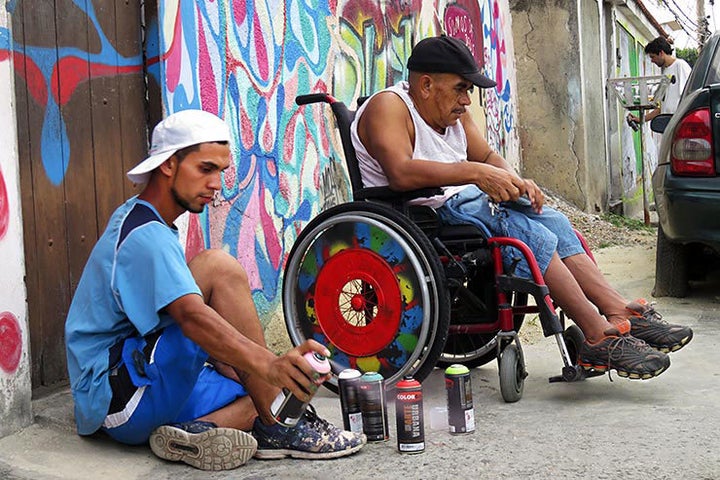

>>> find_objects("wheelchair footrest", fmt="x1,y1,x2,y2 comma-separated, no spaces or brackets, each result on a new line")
548,365,605,383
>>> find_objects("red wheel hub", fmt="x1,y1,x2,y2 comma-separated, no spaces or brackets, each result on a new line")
314,248,402,356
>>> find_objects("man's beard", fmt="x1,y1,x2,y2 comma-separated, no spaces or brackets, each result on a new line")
171,186,204,214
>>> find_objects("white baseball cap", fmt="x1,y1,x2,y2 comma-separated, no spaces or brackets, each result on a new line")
127,109,231,184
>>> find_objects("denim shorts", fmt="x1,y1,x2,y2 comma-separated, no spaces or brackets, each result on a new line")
101,323,247,445
437,185,584,278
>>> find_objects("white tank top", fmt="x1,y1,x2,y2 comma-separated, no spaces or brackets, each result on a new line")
350,81,471,207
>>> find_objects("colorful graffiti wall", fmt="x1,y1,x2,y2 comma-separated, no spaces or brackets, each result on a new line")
157,0,519,322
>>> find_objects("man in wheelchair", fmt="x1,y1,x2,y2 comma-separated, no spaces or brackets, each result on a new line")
350,35,693,380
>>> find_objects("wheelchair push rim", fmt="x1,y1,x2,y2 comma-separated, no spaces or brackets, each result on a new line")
283,202,449,389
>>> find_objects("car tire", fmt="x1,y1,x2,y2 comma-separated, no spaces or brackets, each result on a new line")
653,224,689,297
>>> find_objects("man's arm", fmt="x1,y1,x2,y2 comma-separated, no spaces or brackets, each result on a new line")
165,293,327,400
357,93,525,203
629,108,660,123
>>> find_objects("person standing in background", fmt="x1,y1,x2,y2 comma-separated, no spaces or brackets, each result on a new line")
628,36,692,125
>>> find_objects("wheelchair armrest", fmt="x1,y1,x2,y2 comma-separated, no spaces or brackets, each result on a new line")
353,186,443,203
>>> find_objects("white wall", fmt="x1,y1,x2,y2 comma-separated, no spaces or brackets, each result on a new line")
0,6,32,438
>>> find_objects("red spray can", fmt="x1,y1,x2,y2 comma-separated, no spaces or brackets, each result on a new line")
395,375,425,453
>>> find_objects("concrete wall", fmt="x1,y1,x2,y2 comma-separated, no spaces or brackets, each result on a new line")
0,6,32,438
153,0,522,350
510,0,607,211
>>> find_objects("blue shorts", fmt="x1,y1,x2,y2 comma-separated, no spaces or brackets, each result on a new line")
101,323,248,445
438,186,584,278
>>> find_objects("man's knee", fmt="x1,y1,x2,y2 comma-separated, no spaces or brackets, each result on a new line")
189,249,250,294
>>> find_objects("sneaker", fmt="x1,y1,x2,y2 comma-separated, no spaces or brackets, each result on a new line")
626,299,694,353
577,322,670,379
252,405,366,460
149,420,257,471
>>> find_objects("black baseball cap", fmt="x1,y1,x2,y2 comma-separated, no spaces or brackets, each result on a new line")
407,35,496,89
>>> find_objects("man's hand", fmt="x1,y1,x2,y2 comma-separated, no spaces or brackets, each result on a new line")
522,179,544,213
264,340,331,402
476,164,526,203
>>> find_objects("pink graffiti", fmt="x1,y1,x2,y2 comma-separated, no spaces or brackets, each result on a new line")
185,214,205,262
445,1,484,67
489,0,507,96
0,311,22,374
198,12,219,113
0,168,8,240
165,8,184,93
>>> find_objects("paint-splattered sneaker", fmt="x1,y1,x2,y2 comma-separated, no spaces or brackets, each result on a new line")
626,299,694,353
252,405,366,460
149,420,257,471
577,321,670,379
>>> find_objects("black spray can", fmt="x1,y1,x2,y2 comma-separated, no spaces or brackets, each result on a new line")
270,351,330,427
445,364,475,434
359,371,388,442
338,368,363,434
395,375,424,453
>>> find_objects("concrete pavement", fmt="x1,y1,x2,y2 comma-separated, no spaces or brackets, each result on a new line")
1,243,718,479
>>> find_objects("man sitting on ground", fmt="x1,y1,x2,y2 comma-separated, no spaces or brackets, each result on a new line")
350,35,693,379
65,109,365,471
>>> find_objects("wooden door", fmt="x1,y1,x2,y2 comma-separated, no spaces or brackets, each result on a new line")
12,0,148,391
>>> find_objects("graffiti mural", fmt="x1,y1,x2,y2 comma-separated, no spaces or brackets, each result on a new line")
1,0,517,325
0,1,143,186
160,0,517,318
155,1,338,316
481,0,514,156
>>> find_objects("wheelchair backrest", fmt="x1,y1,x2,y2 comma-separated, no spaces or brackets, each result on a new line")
295,94,373,198
328,101,364,196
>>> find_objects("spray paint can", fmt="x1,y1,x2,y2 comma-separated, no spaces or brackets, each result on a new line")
270,351,330,427
395,375,424,453
444,364,475,434
359,371,388,442
338,368,363,434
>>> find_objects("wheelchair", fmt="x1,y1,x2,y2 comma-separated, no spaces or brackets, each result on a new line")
282,92,601,403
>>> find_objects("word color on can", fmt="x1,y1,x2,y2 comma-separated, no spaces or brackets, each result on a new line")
444,364,475,434
270,351,330,427
395,375,424,453
359,371,389,442
338,368,363,434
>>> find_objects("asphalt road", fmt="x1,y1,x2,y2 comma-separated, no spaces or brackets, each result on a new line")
1,243,718,479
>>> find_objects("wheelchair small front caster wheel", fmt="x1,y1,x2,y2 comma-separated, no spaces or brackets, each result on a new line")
561,365,585,382
499,344,526,403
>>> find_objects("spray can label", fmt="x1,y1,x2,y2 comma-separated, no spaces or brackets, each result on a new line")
445,364,474,434
270,351,330,427
359,371,388,442
395,375,424,453
338,369,363,434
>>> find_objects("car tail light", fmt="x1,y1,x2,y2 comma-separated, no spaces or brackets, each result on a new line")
671,108,716,176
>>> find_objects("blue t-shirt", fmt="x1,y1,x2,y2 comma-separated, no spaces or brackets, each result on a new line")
65,197,201,435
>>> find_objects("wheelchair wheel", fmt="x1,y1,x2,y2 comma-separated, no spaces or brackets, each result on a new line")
438,293,527,369
562,324,585,364
283,201,450,391
498,343,525,403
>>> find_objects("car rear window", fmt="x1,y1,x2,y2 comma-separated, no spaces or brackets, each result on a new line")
685,37,720,94
705,46,720,85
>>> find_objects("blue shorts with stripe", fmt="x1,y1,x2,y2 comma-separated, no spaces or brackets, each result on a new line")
101,323,247,445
